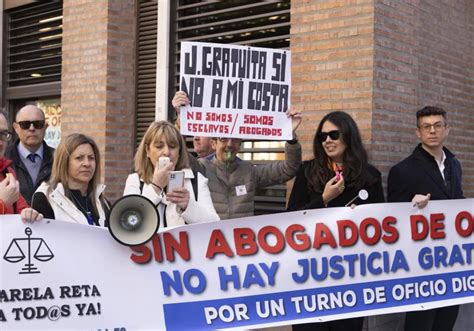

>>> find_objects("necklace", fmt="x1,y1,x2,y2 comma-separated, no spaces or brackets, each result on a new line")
70,191,95,225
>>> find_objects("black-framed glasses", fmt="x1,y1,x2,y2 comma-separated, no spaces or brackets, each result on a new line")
317,130,341,142
0,131,13,142
418,122,446,133
17,120,46,130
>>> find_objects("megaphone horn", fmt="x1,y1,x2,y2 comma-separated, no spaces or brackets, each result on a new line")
108,194,160,246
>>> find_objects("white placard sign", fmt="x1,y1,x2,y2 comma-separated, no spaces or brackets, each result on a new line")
179,41,292,140
1,199,473,330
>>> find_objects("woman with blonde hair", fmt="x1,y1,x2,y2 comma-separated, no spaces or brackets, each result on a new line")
124,120,219,228
32,134,109,226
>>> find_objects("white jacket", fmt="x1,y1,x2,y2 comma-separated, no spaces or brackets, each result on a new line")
123,168,219,228
35,182,108,227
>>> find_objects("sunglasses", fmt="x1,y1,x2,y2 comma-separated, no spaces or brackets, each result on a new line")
17,120,46,130
317,130,341,142
0,131,12,142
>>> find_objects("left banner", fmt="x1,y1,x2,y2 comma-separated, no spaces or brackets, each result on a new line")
0,217,167,330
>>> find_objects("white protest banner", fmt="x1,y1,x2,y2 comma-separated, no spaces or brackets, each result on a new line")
0,218,164,330
179,41,292,140
1,199,473,330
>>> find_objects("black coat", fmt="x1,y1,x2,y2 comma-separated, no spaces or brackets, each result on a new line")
287,161,385,211
387,144,464,202
5,140,55,205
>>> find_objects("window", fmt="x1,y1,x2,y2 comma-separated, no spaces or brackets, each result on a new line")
5,1,62,92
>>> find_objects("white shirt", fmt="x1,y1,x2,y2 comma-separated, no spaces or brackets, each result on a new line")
435,150,447,180
18,141,44,160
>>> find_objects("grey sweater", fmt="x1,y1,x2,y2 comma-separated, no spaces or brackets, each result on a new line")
191,141,302,220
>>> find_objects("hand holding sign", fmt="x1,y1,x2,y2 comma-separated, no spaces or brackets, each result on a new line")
20,208,43,223
172,91,190,115
286,109,303,135
412,193,431,209
172,91,190,129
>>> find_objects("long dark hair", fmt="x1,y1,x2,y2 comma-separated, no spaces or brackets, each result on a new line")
305,111,374,191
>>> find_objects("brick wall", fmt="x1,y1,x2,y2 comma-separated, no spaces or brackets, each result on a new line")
291,0,473,197
372,0,474,197
61,0,136,201
291,0,375,162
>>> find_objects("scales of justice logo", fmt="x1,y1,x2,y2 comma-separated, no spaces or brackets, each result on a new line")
3,227,54,274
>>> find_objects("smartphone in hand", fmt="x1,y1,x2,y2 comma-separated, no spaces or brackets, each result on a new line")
168,171,185,192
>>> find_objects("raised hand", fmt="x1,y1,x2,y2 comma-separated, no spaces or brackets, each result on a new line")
151,161,174,194
286,109,303,134
172,91,190,116
0,174,20,207
322,174,345,206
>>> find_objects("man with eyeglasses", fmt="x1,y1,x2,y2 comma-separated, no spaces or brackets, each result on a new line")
5,105,55,204
0,108,42,221
172,91,302,220
387,106,464,331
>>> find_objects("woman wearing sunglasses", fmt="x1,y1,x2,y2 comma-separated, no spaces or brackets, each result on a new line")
287,111,384,331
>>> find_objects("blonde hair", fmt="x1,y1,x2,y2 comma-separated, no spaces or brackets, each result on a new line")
135,121,189,183
49,134,102,211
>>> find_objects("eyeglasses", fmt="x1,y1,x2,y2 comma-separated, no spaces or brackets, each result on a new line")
0,131,13,142
418,122,446,133
317,130,341,142
17,120,46,130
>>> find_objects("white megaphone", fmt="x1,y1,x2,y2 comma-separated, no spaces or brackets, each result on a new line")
108,195,160,246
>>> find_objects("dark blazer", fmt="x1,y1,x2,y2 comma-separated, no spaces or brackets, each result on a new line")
387,144,464,202
287,161,385,211
5,140,55,204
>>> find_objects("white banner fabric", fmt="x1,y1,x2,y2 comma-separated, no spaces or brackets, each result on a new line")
1,199,473,330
